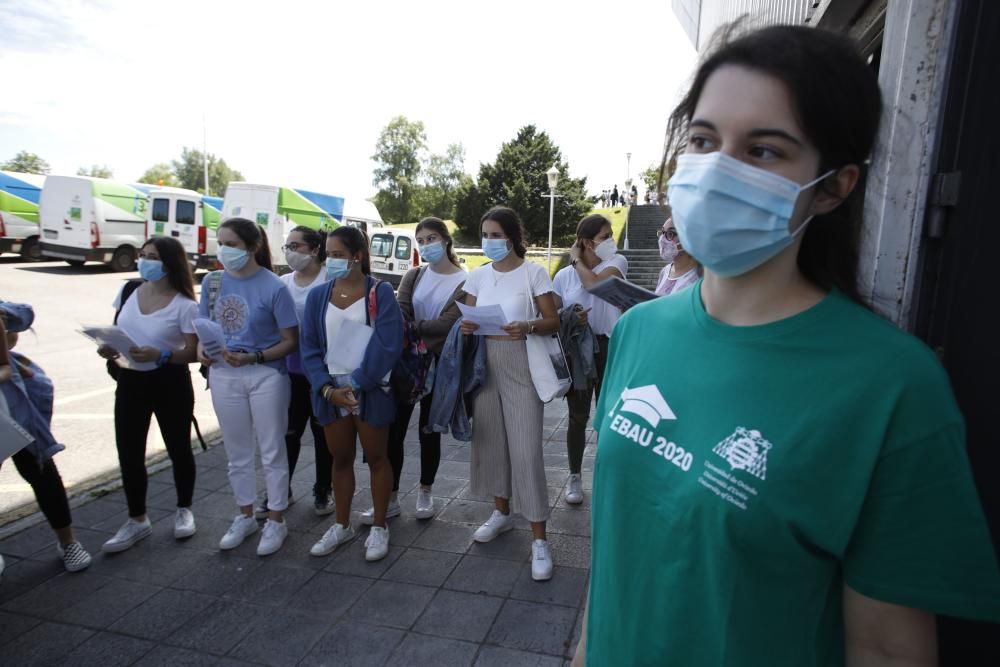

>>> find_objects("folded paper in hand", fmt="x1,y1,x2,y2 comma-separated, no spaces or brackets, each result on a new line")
585,276,658,311
192,318,227,363
455,302,510,336
0,410,34,461
78,325,150,371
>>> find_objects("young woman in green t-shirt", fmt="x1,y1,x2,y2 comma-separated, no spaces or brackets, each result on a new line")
575,24,1000,667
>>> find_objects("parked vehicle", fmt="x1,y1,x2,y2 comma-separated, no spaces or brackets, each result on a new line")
39,176,153,271
0,171,47,260
369,227,420,287
218,182,383,269
342,198,385,235
146,186,223,268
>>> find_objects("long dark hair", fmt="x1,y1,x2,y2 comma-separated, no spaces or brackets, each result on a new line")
143,236,195,300
219,217,273,272
327,226,371,275
480,206,527,258
576,213,611,242
289,225,327,266
415,217,461,267
660,24,882,304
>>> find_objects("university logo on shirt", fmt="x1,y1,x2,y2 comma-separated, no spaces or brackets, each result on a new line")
613,385,676,427
712,427,771,481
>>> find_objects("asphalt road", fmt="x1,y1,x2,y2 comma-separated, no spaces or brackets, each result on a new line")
0,256,220,518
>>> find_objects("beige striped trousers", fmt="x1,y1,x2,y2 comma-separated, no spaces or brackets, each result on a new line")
470,338,550,523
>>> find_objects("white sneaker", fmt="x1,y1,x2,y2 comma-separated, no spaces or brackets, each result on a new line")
565,474,584,505
364,526,390,562
174,508,196,539
257,519,288,556
310,522,354,556
219,514,258,550
473,510,514,543
359,500,401,526
531,539,553,581
414,488,435,520
102,517,152,553
57,541,92,572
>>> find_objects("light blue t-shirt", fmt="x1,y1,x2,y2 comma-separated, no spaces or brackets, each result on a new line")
198,268,298,371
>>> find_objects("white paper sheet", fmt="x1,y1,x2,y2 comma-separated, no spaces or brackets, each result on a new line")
328,318,374,373
78,325,152,371
192,318,228,365
0,410,35,461
456,302,510,336
585,276,658,311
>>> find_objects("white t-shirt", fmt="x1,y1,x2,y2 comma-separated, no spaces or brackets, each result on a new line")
413,267,467,323
552,254,628,336
325,298,366,375
280,270,327,323
463,261,554,323
113,286,198,371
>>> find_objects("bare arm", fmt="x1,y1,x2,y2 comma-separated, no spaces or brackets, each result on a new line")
170,333,199,365
570,244,625,289
843,584,937,667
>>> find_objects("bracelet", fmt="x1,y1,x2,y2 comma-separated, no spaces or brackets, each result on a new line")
255,350,265,364
156,349,172,367
528,322,536,335
321,384,334,400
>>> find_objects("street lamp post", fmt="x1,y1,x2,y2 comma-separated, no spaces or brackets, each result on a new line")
545,164,560,272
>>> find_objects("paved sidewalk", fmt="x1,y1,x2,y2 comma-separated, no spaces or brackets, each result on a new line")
0,400,594,666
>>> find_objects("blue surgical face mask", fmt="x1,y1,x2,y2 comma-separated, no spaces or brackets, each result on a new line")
482,238,511,262
419,241,446,265
218,246,250,273
667,152,834,277
326,257,353,281
138,258,166,282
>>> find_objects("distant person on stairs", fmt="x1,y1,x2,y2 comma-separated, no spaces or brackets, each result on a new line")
655,217,701,296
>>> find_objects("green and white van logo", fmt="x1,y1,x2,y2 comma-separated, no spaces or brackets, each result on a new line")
256,212,269,227
69,207,81,221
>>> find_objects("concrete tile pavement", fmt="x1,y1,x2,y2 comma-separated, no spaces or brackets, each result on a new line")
0,400,594,666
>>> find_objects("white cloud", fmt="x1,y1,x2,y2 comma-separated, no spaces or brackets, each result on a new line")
0,0,696,201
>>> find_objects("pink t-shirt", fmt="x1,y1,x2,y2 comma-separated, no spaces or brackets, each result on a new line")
655,264,700,297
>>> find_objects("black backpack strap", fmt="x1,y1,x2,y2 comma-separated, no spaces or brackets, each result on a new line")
113,280,143,325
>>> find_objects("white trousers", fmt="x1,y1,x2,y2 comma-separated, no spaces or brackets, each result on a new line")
209,364,291,510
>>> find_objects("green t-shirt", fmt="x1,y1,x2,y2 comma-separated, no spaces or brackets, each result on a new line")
587,283,1000,666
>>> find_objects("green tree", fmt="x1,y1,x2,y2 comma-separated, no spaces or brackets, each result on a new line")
371,116,427,225
77,164,113,178
1,150,50,174
171,147,244,196
455,125,590,245
640,163,663,192
138,162,179,187
414,143,468,220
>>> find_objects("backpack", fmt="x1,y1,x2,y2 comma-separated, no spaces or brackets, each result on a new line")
364,277,435,405
197,271,224,383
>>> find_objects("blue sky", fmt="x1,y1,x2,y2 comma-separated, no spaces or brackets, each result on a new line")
0,0,697,202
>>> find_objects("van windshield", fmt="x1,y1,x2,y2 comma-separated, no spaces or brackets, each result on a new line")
370,234,393,257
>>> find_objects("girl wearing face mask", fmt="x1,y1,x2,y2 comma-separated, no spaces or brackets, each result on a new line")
96,236,200,553
575,25,1000,667
301,226,403,562
654,217,701,296
551,214,627,505
198,218,299,557
360,217,465,524
274,226,334,518
461,206,561,581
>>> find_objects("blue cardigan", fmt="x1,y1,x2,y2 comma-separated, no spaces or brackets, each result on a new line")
300,276,403,427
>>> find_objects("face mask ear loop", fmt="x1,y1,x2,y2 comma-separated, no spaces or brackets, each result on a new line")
792,168,838,237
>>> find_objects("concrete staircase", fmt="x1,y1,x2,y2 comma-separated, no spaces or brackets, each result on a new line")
619,205,670,291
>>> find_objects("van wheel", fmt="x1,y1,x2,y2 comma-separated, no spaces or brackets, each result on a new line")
20,237,42,261
65,259,85,267
111,246,136,272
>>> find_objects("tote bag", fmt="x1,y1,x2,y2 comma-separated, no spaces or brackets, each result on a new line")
523,266,572,402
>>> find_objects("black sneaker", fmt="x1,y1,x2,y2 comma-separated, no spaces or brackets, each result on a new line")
314,491,335,516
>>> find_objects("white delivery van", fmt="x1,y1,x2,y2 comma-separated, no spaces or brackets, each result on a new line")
39,176,152,271
146,187,223,268
369,228,420,287
0,171,46,260
219,182,358,270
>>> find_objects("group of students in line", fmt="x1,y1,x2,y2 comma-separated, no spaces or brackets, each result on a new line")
5,22,1000,666
1,201,676,581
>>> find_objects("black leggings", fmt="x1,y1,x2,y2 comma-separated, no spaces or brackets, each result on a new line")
286,372,332,495
386,392,440,492
114,364,196,517
4,448,72,530
566,334,609,474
